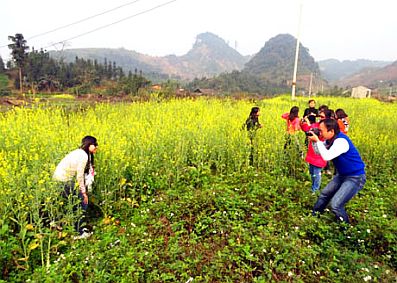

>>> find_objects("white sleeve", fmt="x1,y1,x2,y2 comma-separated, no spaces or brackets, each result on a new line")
315,138,349,161
76,153,88,194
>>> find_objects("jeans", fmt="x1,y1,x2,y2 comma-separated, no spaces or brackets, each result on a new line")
309,164,322,192
313,174,366,223
63,180,88,234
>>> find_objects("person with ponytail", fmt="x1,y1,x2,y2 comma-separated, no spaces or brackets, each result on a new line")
53,136,98,238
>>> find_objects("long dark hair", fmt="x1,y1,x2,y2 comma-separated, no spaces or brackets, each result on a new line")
249,107,260,119
245,107,261,131
80,136,97,172
289,106,299,121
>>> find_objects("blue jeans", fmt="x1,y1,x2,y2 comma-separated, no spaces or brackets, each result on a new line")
309,164,322,192
313,174,366,223
63,180,88,234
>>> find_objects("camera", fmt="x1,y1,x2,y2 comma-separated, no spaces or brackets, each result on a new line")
305,128,320,136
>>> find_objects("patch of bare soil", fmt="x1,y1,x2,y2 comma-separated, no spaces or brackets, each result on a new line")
0,97,30,107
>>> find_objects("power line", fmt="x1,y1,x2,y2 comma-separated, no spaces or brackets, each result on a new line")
27,0,142,41
1,0,177,51
0,0,142,49
45,0,177,50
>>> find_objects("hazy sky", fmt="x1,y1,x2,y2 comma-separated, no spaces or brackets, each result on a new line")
1,0,396,62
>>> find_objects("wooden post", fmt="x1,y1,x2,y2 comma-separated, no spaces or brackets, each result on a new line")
19,67,23,94
291,2,303,100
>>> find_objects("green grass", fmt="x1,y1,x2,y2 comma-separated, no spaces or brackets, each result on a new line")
0,73,10,96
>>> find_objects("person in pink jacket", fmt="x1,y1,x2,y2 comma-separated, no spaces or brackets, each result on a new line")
281,106,301,150
301,115,326,192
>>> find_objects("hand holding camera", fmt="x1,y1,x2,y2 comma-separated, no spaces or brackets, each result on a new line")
305,127,320,137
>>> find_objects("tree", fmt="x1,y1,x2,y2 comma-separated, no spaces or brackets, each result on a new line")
8,33,29,94
0,56,5,73
25,48,59,93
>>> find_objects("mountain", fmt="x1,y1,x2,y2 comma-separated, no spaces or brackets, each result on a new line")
187,34,324,95
318,59,392,82
49,32,396,91
336,61,397,88
243,34,323,87
50,32,248,81
178,32,248,77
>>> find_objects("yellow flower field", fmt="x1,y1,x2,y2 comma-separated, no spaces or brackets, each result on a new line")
0,96,396,280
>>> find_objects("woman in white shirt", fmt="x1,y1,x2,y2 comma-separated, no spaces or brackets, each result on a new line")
53,136,98,237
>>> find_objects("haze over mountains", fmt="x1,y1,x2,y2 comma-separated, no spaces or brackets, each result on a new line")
333,61,397,88
50,33,248,81
318,59,392,82
50,32,396,88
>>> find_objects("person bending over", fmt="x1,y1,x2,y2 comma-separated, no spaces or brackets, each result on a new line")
53,136,98,238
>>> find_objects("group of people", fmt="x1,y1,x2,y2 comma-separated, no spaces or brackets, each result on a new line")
284,100,365,224
246,99,366,224
282,100,352,193
54,102,364,240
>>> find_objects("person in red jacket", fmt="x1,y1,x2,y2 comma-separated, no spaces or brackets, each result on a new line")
301,115,326,192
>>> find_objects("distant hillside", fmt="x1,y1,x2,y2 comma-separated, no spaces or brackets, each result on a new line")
336,61,397,88
243,34,323,88
318,59,391,82
188,34,324,95
50,47,161,73
50,32,248,81
179,32,247,78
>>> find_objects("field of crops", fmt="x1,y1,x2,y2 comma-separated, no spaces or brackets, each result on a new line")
0,95,396,282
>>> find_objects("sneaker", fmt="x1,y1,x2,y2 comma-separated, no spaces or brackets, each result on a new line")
73,232,92,240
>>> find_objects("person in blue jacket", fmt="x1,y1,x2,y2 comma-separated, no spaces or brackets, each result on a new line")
308,119,366,224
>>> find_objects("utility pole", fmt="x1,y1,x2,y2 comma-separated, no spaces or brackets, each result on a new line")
291,2,303,100
308,72,313,97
